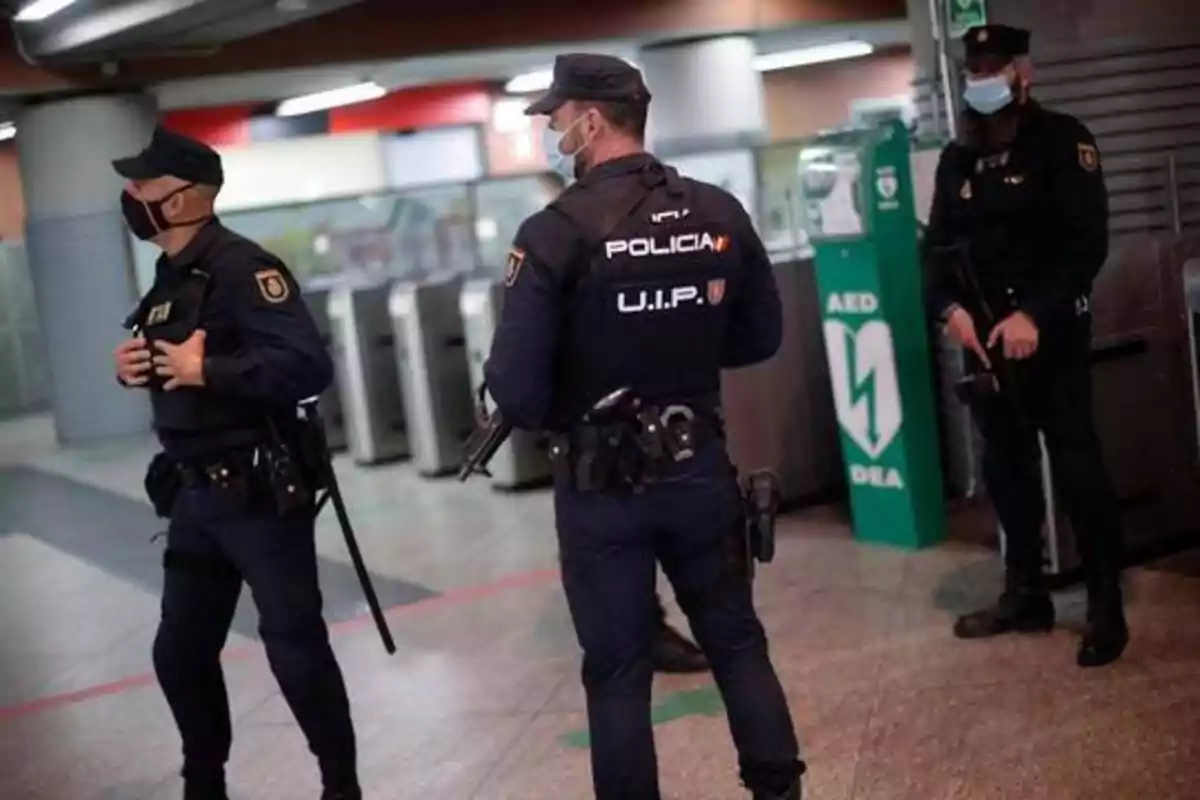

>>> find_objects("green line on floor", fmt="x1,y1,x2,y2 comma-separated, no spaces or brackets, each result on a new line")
561,686,725,748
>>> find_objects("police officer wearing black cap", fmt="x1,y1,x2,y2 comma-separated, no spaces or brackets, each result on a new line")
924,25,1129,668
110,126,360,799
484,54,804,800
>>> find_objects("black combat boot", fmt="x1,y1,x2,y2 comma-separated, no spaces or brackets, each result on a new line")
753,778,802,799
320,788,362,800
953,573,1055,639
1077,578,1128,668
653,622,709,673
183,778,229,800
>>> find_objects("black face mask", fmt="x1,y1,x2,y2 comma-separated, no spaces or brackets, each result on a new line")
120,184,197,241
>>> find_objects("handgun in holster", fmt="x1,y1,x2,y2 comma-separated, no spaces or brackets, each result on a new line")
568,387,637,492
743,469,781,580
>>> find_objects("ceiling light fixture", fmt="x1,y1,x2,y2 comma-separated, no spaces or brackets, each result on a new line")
504,69,554,95
14,0,80,23
754,41,875,72
275,81,387,117
0,122,16,142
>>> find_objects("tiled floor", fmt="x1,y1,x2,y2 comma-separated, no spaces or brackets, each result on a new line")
2,412,1200,799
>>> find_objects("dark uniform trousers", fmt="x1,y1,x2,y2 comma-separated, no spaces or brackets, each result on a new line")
154,481,356,786
973,311,1123,589
555,441,800,800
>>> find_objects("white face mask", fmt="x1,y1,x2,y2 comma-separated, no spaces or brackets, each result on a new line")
541,114,593,179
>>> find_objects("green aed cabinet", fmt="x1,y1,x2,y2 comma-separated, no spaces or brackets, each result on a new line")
799,120,946,548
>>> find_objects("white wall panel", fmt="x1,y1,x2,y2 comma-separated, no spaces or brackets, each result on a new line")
214,132,387,212
382,126,483,189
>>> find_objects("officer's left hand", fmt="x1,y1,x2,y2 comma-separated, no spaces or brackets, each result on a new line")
986,312,1040,360
153,330,207,390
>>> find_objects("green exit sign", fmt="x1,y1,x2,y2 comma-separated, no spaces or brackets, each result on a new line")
946,0,988,38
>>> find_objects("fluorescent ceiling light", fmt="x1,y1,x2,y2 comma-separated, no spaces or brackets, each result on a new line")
754,41,875,72
0,123,15,142
505,69,554,95
276,81,386,117
14,0,79,22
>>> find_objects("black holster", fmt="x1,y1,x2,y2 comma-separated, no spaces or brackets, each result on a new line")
259,439,314,516
744,469,781,566
144,452,182,519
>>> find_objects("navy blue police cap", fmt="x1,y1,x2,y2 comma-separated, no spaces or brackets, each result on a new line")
963,24,1032,62
112,125,224,187
525,53,651,116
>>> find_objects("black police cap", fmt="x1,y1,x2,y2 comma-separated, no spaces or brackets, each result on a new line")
112,125,224,187
963,24,1032,61
525,53,651,116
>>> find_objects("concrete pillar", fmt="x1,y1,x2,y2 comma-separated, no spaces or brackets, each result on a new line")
638,36,768,157
16,94,156,444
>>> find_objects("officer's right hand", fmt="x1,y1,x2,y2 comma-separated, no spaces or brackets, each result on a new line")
114,337,152,386
943,307,992,369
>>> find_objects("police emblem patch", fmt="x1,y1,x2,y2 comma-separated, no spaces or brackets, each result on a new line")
146,301,172,326
504,248,526,288
1077,143,1099,173
707,278,726,305
254,269,290,304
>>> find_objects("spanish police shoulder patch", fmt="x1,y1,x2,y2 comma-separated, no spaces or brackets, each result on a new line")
504,248,526,288
707,278,726,305
1077,142,1099,173
254,269,290,304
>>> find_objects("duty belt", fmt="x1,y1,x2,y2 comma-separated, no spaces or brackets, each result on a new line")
175,446,259,490
550,403,722,492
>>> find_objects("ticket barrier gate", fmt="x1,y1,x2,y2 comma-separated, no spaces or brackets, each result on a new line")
302,285,348,452
328,280,410,465
389,276,475,477
459,278,552,490
1184,258,1200,462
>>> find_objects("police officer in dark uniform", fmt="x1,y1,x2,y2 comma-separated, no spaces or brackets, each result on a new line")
924,25,1129,668
110,127,360,799
484,54,803,800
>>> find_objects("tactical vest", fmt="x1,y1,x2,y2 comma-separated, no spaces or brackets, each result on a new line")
127,240,282,441
548,163,741,424
946,112,1062,313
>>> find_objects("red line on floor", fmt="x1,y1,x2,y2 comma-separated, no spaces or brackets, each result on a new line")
0,566,561,725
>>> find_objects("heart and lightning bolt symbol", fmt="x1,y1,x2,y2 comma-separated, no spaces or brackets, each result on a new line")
823,318,904,460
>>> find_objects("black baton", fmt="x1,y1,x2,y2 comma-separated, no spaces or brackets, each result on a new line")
301,401,397,655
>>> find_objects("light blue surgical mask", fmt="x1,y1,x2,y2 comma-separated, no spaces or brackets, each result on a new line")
541,115,592,179
963,75,1015,115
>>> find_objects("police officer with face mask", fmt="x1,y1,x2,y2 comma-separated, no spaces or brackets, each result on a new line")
484,54,804,800
110,127,360,800
924,25,1128,668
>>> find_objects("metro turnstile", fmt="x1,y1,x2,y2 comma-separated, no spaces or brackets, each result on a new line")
327,281,410,465
389,277,475,477
459,278,552,489
302,286,348,452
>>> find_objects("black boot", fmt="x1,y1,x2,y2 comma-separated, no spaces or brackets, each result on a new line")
1078,579,1128,668
320,788,362,800
183,778,229,800
753,778,801,799
653,622,709,674
953,577,1055,640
